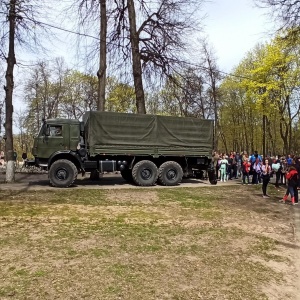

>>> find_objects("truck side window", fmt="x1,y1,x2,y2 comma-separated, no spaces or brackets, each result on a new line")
50,126,62,136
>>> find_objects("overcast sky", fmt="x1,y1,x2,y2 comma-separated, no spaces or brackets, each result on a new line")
202,0,275,72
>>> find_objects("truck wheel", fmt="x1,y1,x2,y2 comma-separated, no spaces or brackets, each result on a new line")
49,159,78,188
132,160,158,186
158,161,183,186
207,167,217,185
121,169,133,182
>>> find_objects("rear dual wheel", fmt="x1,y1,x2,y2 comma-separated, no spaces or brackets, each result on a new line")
132,160,158,186
158,161,183,186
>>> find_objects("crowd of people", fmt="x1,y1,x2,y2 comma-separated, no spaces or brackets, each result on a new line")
212,151,300,205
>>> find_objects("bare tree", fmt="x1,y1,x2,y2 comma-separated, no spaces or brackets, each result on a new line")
127,0,146,113
111,0,204,114
0,0,51,182
98,0,107,111
70,0,108,111
198,39,222,150
71,0,204,114
256,0,300,30
3,0,16,182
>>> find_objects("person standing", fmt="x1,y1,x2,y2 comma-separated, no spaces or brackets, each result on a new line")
279,166,299,205
227,154,233,180
280,158,287,185
295,157,300,190
253,158,262,184
212,151,220,180
272,157,281,188
242,156,251,185
287,154,293,166
231,151,238,179
261,159,272,198
219,155,228,182
236,152,242,177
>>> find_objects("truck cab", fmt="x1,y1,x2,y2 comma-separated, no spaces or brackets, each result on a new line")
32,119,82,168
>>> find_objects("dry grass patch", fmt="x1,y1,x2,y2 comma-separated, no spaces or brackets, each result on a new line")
0,186,298,300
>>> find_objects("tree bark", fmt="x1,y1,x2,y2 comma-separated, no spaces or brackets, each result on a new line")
97,0,107,111
4,0,16,182
127,0,146,114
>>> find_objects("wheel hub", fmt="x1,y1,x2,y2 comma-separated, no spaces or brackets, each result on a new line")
56,169,68,180
141,168,152,180
167,169,177,180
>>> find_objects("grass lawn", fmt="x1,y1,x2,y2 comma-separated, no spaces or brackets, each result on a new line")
0,184,298,300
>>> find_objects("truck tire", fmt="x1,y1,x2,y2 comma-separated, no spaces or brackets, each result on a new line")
132,160,158,186
207,166,217,185
49,159,78,188
158,161,183,186
121,169,133,182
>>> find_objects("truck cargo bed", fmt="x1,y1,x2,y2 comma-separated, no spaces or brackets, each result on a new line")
82,112,213,157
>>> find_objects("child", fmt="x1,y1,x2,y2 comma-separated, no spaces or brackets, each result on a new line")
219,155,228,182
279,166,299,205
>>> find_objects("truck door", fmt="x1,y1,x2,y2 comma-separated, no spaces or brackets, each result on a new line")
69,124,80,150
38,124,65,158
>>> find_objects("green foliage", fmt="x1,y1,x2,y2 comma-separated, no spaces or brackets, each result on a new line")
219,32,300,154
106,77,136,113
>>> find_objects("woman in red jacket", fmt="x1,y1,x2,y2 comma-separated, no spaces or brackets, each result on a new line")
280,166,299,205
242,157,251,184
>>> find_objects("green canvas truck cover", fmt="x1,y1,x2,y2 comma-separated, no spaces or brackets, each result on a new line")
82,111,213,157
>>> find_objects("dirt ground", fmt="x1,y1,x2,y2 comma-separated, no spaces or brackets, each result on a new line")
0,172,300,299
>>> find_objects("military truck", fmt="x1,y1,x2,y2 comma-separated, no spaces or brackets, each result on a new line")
32,111,216,187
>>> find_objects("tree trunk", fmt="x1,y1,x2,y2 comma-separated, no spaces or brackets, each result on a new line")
127,0,146,114
279,120,289,155
262,114,266,158
4,0,16,183
213,95,218,150
97,0,107,111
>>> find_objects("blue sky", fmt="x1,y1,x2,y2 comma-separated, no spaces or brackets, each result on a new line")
203,0,275,72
